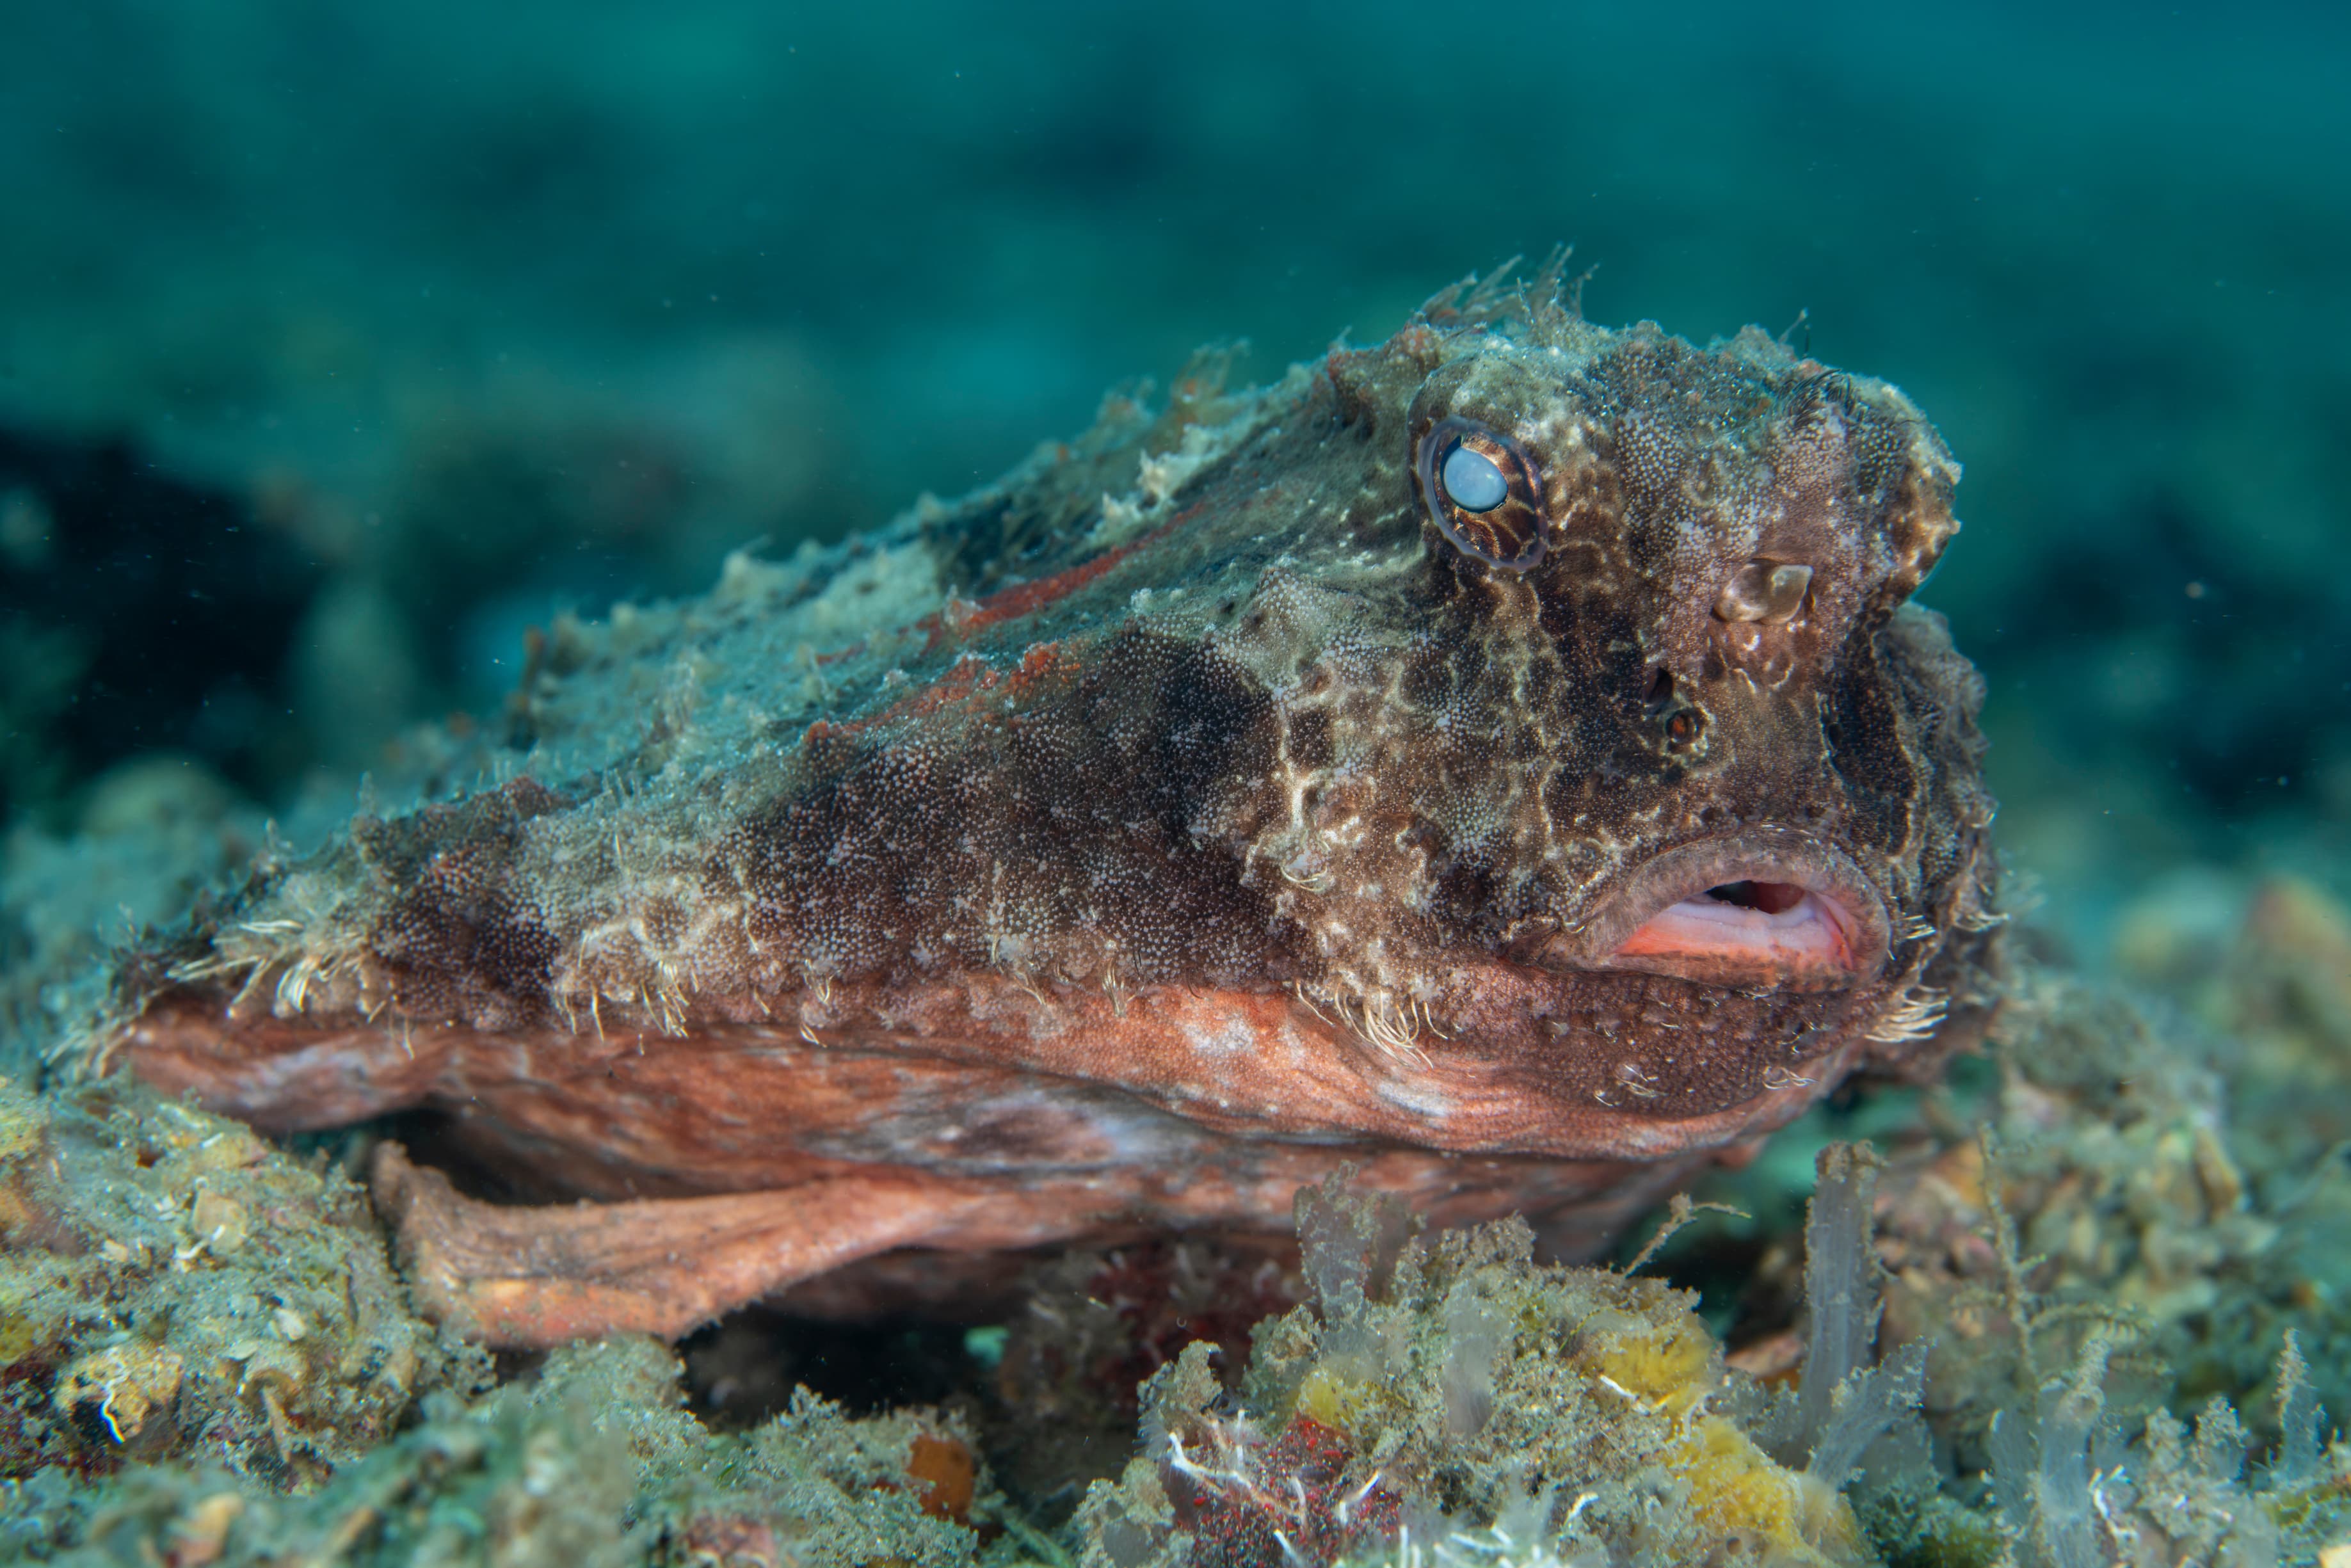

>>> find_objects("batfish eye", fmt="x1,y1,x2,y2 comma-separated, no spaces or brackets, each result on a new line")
1413,416,1546,571
1440,444,1508,511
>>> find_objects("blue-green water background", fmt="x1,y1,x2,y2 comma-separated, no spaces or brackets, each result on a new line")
3,1,2347,961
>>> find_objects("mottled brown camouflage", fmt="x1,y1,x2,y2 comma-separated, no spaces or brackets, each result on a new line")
113,265,1999,1345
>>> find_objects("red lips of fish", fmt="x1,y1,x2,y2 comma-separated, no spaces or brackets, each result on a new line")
1561,831,1891,992
1613,878,1859,973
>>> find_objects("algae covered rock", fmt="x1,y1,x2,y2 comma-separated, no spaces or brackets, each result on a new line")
6,1334,1007,1567
990,1239,1304,1508
0,1072,463,1486
1855,969,2351,1475
1077,1172,1881,1568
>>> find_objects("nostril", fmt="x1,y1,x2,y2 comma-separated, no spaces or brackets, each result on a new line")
1665,706,1705,748
1645,669,1706,751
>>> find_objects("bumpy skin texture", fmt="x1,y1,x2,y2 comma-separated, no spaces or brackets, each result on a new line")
113,270,1998,1347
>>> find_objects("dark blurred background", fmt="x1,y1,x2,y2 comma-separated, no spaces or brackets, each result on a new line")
2,0,2347,957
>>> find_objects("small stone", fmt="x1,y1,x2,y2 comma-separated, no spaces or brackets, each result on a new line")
187,1127,268,1173
166,1493,247,1568
54,1343,186,1443
2191,1126,2246,1219
906,1432,977,1523
190,1188,250,1254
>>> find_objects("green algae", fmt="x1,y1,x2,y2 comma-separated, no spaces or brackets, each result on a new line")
6,1336,1003,1567
0,1074,467,1489
1076,1174,1882,1568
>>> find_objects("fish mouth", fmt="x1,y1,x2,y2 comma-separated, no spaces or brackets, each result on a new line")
1554,831,1890,991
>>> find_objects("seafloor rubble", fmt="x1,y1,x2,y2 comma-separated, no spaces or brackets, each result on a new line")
2,881,2348,1563
0,1073,467,1487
